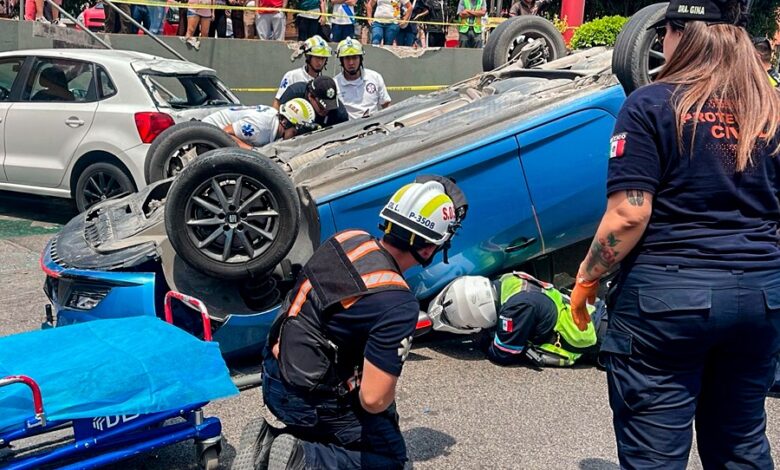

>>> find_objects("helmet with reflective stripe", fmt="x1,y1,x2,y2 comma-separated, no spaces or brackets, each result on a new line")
380,180,457,246
337,37,365,58
428,276,497,334
280,98,316,126
303,35,333,57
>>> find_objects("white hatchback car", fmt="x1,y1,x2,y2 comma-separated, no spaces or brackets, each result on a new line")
0,49,241,211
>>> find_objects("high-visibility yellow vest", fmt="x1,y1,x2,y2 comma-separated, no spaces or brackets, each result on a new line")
499,273,597,366
458,0,483,33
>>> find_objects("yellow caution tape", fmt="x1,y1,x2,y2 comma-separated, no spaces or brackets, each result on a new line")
110,0,502,29
231,85,446,92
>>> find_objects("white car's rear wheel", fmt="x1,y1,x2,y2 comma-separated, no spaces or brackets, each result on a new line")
74,162,135,212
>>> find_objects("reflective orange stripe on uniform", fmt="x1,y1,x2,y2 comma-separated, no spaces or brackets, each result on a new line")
362,270,408,289
335,230,368,243
288,279,312,317
347,240,381,262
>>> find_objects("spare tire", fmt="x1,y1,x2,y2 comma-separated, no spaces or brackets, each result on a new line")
164,148,300,280
612,2,668,95
145,121,238,184
482,16,567,72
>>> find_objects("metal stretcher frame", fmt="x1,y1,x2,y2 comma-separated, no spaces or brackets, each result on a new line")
0,291,223,470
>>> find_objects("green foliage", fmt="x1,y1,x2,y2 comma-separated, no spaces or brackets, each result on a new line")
541,0,780,38
569,14,627,49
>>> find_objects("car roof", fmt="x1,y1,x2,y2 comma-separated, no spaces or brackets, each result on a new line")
0,49,216,75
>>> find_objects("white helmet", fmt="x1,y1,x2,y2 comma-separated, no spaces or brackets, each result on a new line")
428,276,498,335
379,181,457,246
279,97,316,127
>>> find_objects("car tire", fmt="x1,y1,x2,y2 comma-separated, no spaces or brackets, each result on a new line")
74,162,136,212
612,2,668,95
145,121,238,184
165,148,300,280
482,16,567,72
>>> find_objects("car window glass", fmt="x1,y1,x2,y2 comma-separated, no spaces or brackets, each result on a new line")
0,57,24,102
98,66,116,98
140,73,235,109
24,58,96,103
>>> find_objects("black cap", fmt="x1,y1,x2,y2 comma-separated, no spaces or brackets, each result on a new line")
648,0,746,30
308,76,339,112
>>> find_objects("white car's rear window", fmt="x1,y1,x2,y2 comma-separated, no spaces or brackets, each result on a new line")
140,73,236,109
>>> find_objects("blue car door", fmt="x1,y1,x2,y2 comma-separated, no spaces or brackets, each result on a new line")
518,108,617,253
324,136,541,299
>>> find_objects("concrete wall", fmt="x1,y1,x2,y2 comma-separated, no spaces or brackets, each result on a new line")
0,19,484,105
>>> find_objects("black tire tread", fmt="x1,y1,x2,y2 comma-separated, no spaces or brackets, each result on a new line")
612,2,668,95
482,16,567,72
145,121,237,184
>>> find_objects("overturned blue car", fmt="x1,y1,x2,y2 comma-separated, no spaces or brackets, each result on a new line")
39,8,668,359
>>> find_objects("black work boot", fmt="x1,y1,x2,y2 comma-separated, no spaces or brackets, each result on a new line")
268,433,306,470
231,417,279,470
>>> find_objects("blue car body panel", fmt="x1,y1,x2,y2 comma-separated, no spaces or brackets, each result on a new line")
43,77,627,358
42,245,157,325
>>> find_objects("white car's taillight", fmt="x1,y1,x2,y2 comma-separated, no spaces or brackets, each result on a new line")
134,112,175,144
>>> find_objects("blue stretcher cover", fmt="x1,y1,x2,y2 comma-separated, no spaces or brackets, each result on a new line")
0,317,239,434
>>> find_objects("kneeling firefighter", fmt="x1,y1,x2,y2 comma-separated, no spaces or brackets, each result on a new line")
253,176,467,470
428,272,604,367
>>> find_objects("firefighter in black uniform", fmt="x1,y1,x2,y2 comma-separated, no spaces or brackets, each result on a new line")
241,176,467,470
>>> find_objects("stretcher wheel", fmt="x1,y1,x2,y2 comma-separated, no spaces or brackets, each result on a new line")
200,447,220,470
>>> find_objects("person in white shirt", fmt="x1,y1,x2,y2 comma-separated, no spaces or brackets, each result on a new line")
330,0,357,42
202,99,317,148
273,35,332,109
334,37,391,119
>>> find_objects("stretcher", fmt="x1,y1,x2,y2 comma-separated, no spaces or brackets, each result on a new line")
0,311,239,469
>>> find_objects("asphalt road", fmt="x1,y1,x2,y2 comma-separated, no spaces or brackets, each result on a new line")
1,191,779,469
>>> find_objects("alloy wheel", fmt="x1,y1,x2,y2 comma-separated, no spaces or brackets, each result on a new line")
81,171,130,207
184,174,281,263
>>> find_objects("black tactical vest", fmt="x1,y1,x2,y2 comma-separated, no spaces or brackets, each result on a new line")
268,230,410,396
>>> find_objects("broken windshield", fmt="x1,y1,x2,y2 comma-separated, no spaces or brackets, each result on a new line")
140,73,239,109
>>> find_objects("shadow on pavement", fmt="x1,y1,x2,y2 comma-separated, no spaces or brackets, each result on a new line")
579,457,620,470
410,332,488,362
0,190,77,227
405,427,456,461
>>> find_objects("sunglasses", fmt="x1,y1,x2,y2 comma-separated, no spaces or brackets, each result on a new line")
656,20,686,42
655,25,667,42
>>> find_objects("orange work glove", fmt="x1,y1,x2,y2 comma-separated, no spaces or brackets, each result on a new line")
570,277,599,331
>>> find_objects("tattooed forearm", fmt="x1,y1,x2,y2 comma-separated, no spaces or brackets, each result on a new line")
626,190,645,206
584,233,621,275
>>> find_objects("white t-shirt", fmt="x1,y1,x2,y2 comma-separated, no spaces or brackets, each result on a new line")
373,0,401,22
275,65,317,100
202,106,280,147
335,68,391,119
331,1,355,25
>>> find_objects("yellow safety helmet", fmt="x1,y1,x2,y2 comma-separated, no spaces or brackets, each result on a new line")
380,181,457,246
302,35,333,58
336,37,365,58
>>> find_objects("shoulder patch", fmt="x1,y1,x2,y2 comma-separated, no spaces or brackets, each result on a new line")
610,132,627,159
500,315,513,332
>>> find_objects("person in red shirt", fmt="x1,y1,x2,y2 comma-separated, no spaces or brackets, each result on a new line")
256,0,287,40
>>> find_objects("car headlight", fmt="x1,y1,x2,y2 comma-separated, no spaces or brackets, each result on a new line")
66,288,109,310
